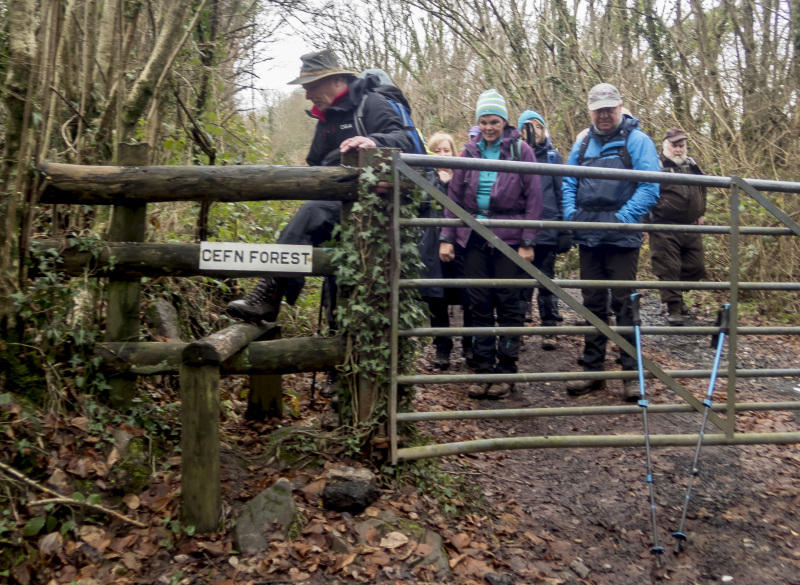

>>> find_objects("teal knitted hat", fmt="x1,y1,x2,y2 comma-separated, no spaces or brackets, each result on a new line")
475,89,508,122
518,110,546,130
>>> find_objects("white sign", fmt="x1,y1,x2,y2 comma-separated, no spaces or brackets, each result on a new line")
199,242,313,273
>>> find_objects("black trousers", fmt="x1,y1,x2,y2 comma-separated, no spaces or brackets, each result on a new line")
464,233,526,374
578,244,640,372
523,244,560,325
650,231,705,305
275,201,342,305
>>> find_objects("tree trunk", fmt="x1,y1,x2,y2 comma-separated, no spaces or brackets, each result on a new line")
0,0,38,340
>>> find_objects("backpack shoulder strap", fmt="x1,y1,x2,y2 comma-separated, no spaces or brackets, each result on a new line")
618,131,633,169
577,133,592,165
354,93,369,136
547,149,557,164
510,138,521,161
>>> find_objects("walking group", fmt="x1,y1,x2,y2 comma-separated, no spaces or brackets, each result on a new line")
225,48,709,404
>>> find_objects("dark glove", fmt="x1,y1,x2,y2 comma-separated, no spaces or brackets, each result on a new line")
556,231,574,254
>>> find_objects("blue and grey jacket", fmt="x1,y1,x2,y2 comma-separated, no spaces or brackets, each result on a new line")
562,115,660,248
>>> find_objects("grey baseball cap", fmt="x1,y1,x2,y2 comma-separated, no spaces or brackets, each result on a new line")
587,83,623,110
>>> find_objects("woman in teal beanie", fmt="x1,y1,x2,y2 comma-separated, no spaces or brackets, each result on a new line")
439,90,544,399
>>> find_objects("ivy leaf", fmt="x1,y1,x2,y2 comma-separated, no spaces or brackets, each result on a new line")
24,516,46,536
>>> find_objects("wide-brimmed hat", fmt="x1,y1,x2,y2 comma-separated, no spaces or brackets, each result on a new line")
288,49,357,85
663,127,688,143
587,83,622,110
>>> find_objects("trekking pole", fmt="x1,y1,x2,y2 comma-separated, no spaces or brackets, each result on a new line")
631,292,666,566
672,304,731,554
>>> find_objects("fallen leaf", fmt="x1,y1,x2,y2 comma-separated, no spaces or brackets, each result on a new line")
106,447,120,469
450,533,471,551
330,552,357,573
78,525,111,553
123,494,140,510
121,551,141,570
38,532,63,557
380,531,409,549
70,417,89,432
301,478,326,500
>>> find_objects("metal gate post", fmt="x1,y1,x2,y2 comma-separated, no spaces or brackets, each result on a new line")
389,152,401,465
727,180,741,436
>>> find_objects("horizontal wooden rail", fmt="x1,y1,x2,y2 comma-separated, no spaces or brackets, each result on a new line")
31,240,335,278
38,162,359,204
96,336,345,375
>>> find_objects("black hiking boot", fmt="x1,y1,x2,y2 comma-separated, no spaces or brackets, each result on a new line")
226,277,285,323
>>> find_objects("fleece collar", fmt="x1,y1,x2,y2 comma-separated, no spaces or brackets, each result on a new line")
310,88,350,122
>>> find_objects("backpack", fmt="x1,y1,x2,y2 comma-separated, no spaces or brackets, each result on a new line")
577,130,632,169
464,138,523,161
354,86,427,155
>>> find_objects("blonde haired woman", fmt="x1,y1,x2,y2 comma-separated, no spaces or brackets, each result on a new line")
418,132,473,371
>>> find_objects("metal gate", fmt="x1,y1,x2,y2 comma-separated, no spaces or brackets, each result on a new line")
388,152,800,464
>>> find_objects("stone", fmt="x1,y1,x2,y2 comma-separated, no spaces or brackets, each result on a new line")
326,465,378,486
233,478,299,552
570,558,591,579
486,574,515,585
321,480,380,513
409,529,451,581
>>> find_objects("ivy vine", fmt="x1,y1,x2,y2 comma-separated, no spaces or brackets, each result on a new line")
330,156,428,426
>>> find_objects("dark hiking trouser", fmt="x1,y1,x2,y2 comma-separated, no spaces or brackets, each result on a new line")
276,201,341,305
422,297,474,356
650,230,706,305
523,244,560,325
464,233,526,374
578,244,640,372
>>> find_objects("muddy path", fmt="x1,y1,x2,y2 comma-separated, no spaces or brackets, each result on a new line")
413,290,800,584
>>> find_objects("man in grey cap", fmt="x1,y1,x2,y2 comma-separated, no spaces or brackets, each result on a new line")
649,127,707,326
561,83,660,402
226,49,417,323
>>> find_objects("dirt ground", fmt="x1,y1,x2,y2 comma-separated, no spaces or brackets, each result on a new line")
411,290,800,584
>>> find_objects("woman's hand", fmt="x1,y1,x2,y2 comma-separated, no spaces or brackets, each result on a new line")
518,246,534,262
439,242,455,262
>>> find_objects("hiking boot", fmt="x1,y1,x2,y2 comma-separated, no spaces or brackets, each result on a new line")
524,305,534,323
566,378,606,396
467,383,489,398
226,277,284,322
623,379,639,402
681,302,691,315
541,334,558,351
486,382,513,399
433,350,450,371
666,301,684,326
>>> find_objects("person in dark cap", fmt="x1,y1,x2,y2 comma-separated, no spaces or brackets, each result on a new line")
561,83,660,402
649,127,707,326
226,49,417,323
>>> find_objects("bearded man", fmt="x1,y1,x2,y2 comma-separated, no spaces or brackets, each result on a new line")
649,127,708,326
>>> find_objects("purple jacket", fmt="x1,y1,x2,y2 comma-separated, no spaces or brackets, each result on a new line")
441,126,543,248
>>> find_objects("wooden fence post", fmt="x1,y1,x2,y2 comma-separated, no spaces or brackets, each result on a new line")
180,322,274,532
105,143,149,409
179,362,220,533
246,326,283,420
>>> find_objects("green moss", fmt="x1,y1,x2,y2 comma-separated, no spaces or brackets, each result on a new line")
117,437,155,494
397,517,425,540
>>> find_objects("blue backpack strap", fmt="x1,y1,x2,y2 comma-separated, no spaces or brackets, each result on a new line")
547,149,557,164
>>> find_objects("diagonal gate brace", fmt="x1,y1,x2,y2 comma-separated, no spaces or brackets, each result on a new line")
397,160,731,433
